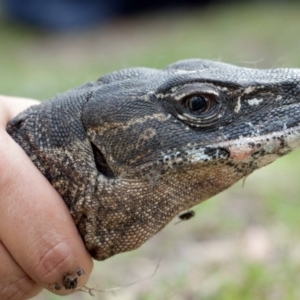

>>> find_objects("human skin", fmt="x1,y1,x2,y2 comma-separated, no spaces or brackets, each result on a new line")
0,96,93,299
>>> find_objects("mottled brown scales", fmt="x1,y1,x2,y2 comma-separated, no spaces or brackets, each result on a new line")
6,59,300,265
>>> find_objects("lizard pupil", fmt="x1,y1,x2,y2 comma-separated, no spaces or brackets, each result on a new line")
187,95,209,113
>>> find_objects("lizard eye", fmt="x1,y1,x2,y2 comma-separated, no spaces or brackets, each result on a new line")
171,83,225,128
184,94,212,115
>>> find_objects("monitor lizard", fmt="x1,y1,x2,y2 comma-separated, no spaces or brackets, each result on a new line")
6,59,300,282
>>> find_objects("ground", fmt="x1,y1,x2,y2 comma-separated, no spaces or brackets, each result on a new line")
1,2,300,299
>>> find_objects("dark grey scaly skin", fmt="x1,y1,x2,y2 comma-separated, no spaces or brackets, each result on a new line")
7,59,300,262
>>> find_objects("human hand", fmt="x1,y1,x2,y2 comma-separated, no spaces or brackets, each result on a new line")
0,96,93,299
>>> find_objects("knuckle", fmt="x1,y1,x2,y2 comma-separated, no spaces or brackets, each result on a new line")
0,275,37,300
30,240,73,284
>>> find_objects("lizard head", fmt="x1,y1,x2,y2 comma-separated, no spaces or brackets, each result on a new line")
82,59,300,193
80,59,300,258
9,59,300,260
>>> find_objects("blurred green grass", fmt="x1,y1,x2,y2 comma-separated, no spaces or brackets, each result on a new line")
2,2,300,299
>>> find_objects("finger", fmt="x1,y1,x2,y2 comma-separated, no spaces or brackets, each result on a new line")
0,117,93,294
0,95,39,123
0,241,42,300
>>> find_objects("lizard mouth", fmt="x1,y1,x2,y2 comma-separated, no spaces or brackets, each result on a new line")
90,142,115,178
135,124,300,178
216,124,300,162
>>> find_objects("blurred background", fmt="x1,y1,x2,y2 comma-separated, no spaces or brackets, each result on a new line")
1,0,300,299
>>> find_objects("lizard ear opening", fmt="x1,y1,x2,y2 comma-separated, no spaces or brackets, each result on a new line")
90,142,115,178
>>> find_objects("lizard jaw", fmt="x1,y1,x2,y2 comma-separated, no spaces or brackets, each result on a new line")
217,124,300,164
133,124,300,182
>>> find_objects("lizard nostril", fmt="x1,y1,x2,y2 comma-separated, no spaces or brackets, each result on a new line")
90,142,115,178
